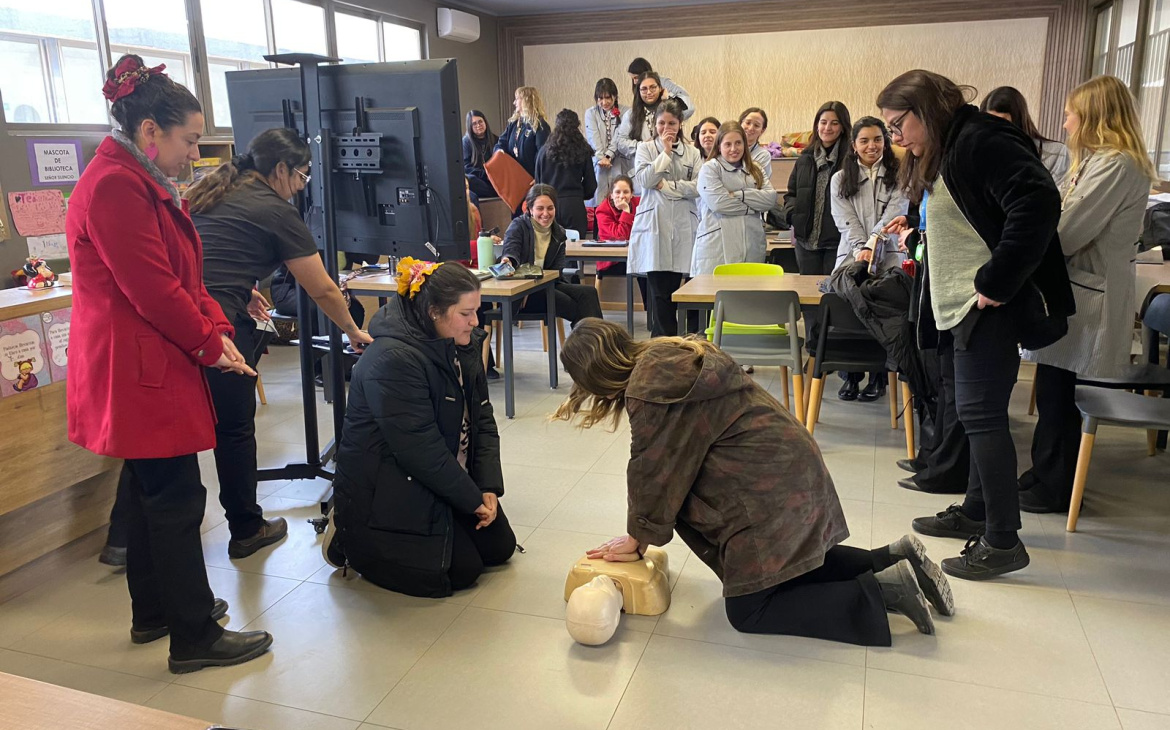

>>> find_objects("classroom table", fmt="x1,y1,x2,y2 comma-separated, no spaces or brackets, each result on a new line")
671,274,826,334
347,271,560,419
0,672,208,730
565,241,635,333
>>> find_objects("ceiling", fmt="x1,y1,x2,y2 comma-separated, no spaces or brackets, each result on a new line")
457,0,746,16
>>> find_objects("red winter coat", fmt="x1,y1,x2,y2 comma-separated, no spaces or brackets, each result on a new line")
65,137,232,459
594,195,639,273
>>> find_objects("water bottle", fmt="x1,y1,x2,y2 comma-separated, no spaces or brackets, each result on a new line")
476,230,495,269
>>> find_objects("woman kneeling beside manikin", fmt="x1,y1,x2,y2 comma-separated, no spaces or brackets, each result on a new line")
554,320,954,645
328,260,516,598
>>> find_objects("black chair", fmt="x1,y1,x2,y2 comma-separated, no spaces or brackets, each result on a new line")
766,246,800,274
805,293,897,435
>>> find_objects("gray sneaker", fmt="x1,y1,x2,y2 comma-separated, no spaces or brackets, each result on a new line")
889,534,955,617
876,562,935,635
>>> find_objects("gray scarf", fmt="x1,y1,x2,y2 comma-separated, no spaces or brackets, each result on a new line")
810,143,838,246
111,129,183,209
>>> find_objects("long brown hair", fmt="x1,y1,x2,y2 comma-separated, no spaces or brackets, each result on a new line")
711,122,765,188
876,70,974,202
551,318,716,430
186,127,310,214
629,72,665,142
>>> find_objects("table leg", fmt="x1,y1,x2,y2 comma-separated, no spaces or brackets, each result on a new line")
625,272,634,334
677,303,686,336
502,298,515,419
546,282,559,390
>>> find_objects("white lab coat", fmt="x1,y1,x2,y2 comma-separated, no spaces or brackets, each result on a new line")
614,76,695,178
691,157,779,277
628,139,702,275
829,160,909,272
749,143,772,180
583,104,630,207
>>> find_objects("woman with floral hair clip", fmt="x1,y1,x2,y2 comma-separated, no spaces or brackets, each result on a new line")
327,258,517,597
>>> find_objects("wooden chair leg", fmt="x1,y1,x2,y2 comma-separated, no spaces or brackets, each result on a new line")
806,377,825,435
255,372,267,406
1149,430,1158,457
557,319,566,346
1066,431,1097,532
793,373,806,425
902,382,915,459
1028,377,1038,416
541,322,549,352
781,366,790,411
888,372,899,430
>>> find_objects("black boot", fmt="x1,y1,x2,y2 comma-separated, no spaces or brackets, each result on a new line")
858,374,887,403
838,378,860,401
168,629,274,674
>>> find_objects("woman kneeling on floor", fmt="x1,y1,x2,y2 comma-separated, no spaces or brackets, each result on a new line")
553,319,954,645
327,260,516,597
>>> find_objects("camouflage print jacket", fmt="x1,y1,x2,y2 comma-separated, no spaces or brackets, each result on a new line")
625,342,849,597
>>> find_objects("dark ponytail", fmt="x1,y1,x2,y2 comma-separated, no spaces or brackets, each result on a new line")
106,54,201,138
406,263,482,338
186,127,311,214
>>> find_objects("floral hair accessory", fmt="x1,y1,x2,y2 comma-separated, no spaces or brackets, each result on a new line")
102,57,167,102
396,257,442,299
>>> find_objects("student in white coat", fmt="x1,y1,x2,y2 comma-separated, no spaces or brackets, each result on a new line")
829,116,909,401
1018,75,1157,514
739,107,774,176
615,72,683,191
584,78,629,208
691,122,779,277
628,98,702,337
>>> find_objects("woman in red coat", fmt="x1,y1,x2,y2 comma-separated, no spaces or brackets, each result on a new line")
65,54,272,674
593,175,649,328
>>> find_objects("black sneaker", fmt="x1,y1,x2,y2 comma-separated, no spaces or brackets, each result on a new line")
858,377,887,403
912,504,986,540
228,518,288,559
942,536,1030,581
131,598,229,644
1018,488,1067,514
875,562,934,635
321,511,346,569
889,534,954,617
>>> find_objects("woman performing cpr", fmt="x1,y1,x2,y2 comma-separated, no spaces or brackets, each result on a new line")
553,319,954,645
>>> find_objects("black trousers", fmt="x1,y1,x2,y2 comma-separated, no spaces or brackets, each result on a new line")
448,503,517,591
123,455,223,654
947,307,1022,534
913,343,970,493
204,320,266,541
645,271,684,337
1021,364,1080,506
467,173,497,201
794,246,836,275
724,545,892,646
519,281,603,326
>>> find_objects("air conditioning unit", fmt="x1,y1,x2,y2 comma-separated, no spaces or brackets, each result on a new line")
437,8,480,43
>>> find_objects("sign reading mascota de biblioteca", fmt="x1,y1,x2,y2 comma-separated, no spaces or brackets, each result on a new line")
27,139,85,186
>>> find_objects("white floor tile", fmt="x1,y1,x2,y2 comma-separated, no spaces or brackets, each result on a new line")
1074,595,1170,715
201,496,328,581
1119,709,1170,730
0,648,169,704
146,684,361,730
496,463,585,528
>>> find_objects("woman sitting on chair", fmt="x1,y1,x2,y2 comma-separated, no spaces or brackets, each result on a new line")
553,319,954,646
328,260,516,598
500,184,604,327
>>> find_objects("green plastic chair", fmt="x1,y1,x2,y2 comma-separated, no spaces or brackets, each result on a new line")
705,262,787,339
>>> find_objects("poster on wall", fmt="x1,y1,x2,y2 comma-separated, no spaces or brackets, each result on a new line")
26,233,68,260
41,308,70,382
0,314,53,397
27,139,85,186
7,190,67,237
0,182,10,243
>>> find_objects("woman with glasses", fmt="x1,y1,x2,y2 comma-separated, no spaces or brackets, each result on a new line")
877,70,1072,581
615,72,678,192
102,127,374,566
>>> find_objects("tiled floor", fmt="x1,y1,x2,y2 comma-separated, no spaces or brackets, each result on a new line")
2,316,1169,729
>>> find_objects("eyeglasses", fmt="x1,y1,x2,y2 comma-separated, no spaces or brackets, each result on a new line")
640,84,661,93
888,110,911,138
294,166,311,184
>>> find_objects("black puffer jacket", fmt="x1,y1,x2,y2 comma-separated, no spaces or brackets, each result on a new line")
781,143,845,250
332,296,502,598
501,214,568,273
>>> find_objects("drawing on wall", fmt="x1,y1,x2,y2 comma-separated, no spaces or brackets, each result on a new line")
7,190,67,237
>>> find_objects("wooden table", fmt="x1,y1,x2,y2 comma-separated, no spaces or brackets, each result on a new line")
0,672,207,729
565,242,635,333
347,271,560,419
672,274,826,333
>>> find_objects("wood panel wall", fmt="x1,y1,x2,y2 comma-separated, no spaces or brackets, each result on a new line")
497,0,1091,139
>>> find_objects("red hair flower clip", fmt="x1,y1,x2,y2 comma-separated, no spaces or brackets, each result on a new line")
102,57,167,102
396,257,442,299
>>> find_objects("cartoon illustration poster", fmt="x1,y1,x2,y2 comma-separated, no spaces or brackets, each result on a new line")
42,307,70,382
0,314,53,397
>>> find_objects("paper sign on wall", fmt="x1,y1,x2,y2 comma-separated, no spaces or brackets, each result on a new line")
41,308,70,383
7,190,67,237
27,139,85,186
0,314,53,397
26,233,68,260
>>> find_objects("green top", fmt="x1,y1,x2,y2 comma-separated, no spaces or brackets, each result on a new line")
926,176,992,330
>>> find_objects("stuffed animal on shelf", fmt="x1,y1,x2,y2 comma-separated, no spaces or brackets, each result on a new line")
12,257,58,290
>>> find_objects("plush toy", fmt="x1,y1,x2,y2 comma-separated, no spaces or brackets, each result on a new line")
14,257,58,290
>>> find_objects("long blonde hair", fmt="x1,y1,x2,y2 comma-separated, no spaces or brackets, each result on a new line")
711,121,765,188
1066,75,1156,182
551,319,716,430
509,86,547,129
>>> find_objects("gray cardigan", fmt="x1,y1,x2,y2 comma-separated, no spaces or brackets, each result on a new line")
1023,151,1150,378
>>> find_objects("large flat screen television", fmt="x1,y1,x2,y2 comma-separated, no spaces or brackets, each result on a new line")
225,59,469,261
